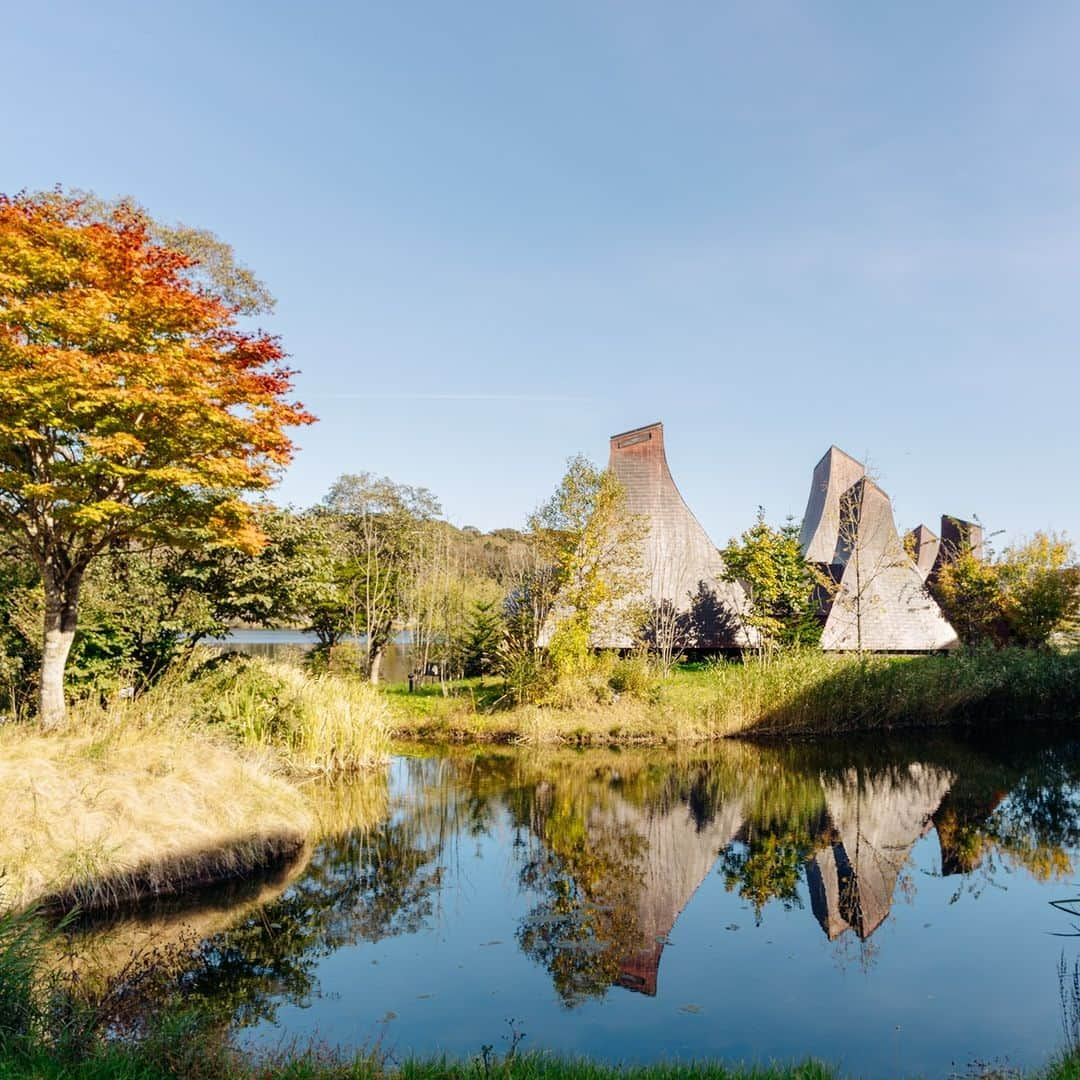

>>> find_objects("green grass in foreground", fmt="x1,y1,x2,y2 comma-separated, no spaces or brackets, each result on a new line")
383,647,1080,746
3,1044,1080,1080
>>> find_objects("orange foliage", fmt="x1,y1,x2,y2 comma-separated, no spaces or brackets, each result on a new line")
0,190,314,560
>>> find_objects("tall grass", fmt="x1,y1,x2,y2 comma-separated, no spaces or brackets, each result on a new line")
698,647,1080,737
0,652,391,916
183,654,391,773
0,714,311,915
386,647,1080,746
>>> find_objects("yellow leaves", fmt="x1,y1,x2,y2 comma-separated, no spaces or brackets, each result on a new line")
70,500,131,527
208,501,266,555
85,432,145,459
0,189,312,561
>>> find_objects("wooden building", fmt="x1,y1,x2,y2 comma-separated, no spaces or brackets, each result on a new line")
598,422,756,650
799,447,958,652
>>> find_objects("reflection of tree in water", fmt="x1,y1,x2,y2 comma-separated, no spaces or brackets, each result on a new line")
182,813,444,1028
509,757,749,1003
113,733,1080,1025
517,818,646,1007
720,830,813,923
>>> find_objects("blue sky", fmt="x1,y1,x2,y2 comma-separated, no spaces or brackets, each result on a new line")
4,2,1078,546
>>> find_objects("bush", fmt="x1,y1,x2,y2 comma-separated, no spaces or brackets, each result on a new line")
191,654,390,772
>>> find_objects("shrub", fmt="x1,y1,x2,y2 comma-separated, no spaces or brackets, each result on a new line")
191,654,390,772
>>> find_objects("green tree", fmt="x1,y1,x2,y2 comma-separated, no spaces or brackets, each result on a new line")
531,455,646,676
320,474,441,682
720,510,826,651
462,598,503,677
933,532,1079,647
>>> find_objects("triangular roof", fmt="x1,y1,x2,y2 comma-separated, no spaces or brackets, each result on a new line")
931,515,986,582
821,479,958,651
906,524,940,582
798,446,867,566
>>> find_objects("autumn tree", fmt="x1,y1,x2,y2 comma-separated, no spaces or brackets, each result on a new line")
932,532,1080,648
0,191,312,726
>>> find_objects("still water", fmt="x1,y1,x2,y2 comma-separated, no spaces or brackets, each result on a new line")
204,628,413,682
71,730,1080,1077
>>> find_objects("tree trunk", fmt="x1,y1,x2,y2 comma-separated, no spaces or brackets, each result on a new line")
40,570,82,730
369,643,384,685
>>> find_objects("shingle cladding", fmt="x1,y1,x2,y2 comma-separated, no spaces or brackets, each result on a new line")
601,423,756,649
906,524,940,582
931,516,985,582
800,449,958,652
798,446,866,567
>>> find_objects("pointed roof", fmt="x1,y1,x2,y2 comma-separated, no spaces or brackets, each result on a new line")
820,478,958,652
798,446,867,566
599,422,755,649
906,524,940,582
931,515,986,582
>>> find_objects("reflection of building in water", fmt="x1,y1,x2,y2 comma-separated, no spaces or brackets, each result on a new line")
601,797,744,996
806,764,953,940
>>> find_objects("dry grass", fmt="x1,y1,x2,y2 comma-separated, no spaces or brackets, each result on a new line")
0,714,312,915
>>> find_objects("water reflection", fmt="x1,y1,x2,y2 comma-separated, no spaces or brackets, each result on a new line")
64,730,1080,1069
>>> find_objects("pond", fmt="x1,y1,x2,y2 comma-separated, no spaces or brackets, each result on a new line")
67,729,1080,1078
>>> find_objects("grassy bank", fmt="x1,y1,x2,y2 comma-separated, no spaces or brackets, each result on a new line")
0,655,390,916
0,717,311,916
384,648,1080,746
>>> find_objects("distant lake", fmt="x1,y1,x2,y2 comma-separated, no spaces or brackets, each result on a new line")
67,728,1080,1077
203,628,412,682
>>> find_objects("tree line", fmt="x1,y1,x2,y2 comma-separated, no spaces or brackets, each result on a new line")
1,188,1076,727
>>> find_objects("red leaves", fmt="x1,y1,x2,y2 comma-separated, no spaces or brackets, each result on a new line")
0,189,315,553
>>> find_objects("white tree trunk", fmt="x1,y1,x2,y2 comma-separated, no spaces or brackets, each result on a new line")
40,573,81,729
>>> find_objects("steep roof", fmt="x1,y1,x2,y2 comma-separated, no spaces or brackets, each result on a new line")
798,446,867,567
821,479,958,652
931,515,986,582
906,524,941,582
601,422,755,649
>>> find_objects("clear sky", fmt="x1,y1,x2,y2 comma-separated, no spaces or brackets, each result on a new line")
4,2,1078,546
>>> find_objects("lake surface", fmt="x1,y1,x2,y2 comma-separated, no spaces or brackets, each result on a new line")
70,729,1080,1077
204,628,413,682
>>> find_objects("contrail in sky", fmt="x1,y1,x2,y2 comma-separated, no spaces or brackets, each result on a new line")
303,392,593,402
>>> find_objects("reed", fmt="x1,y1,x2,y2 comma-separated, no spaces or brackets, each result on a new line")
187,655,391,773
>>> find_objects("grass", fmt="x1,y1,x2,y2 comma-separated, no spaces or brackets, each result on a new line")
0,652,391,917
0,713,311,916
382,648,1080,746
128,654,392,774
